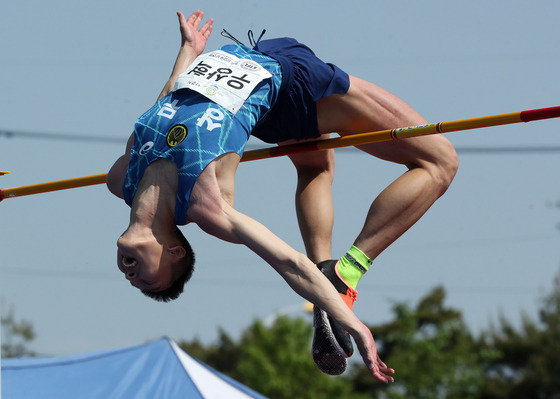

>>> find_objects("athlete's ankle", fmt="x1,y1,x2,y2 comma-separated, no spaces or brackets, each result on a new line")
336,245,371,290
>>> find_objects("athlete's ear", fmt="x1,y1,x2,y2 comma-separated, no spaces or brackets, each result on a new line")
167,245,187,260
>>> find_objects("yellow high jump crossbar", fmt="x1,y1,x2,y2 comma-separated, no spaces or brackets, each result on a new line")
1,106,559,202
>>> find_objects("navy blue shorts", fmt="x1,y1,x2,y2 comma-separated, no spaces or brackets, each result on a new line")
251,38,350,144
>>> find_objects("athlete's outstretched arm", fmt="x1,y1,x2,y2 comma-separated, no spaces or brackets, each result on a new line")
157,9,214,100
187,168,395,383
198,201,394,382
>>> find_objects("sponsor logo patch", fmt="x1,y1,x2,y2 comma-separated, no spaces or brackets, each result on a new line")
166,125,188,147
139,141,154,155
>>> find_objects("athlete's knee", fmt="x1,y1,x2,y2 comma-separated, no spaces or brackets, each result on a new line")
290,148,335,183
426,140,459,194
442,142,459,183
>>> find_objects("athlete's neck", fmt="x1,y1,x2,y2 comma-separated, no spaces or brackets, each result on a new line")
128,159,178,233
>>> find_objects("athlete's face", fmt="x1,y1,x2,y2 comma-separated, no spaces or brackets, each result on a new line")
116,236,173,293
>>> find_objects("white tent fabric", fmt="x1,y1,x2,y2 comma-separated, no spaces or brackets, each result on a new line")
1,337,267,399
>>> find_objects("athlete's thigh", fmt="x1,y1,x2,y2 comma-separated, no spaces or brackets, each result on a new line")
356,133,456,170
317,75,455,167
280,134,335,171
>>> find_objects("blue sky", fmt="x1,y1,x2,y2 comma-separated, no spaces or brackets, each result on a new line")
1,0,559,357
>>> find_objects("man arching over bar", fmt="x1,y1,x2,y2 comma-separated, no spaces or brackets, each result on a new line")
106,9,458,381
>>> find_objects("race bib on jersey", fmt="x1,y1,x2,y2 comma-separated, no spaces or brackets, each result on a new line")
173,50,272,114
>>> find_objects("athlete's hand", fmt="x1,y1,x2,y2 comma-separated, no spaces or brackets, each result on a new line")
350,322,395,383
177,9,213,56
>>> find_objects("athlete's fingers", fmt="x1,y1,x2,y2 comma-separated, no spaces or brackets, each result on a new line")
199,18,214,37
176,11,186,28
188,10,203,29
353,329,394,383
369,362,395,383
377,355,393,371
351,325,394,383
376,355,395,382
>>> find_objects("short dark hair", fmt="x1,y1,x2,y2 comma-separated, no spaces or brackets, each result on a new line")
142,227,195,302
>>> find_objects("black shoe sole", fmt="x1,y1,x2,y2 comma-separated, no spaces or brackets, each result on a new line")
312,305,347,375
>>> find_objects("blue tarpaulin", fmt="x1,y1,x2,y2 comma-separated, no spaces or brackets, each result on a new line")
1,337,267,399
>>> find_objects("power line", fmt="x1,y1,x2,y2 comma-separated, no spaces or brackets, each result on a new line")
0,267,547,295
2,128,560,154
0,129,124,144
454,146,560,154
1,231,557,293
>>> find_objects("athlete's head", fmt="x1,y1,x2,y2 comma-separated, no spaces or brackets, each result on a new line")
117,227,195,302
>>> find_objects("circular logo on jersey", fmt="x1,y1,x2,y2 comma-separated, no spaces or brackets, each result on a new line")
240,60,261,72
139,141,154,155
206,85,218,96
166,125,188,147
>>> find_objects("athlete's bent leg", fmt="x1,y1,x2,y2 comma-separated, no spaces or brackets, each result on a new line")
287,137,335,263
311,76,457,375
317,75,459,262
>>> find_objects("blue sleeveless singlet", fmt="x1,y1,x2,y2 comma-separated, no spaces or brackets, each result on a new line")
122,44,281,225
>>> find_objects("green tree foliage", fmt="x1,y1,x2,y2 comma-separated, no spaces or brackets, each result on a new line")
179,317,366,399
350,286,491,399
179,287,489,399
177,271,560,398
1,302,36,358
479,272,560,399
